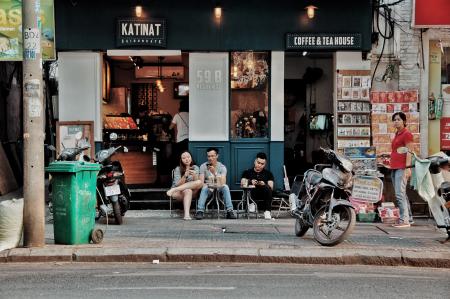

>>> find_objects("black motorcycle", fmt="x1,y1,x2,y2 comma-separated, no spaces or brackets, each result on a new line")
291,147,356,246
47,137,91,212
95,146,130,225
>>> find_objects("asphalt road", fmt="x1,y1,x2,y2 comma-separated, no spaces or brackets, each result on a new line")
0,263,449,299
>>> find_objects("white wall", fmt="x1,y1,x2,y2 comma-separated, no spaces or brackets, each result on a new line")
58,52,102,141
189,53,229,141
271,52,284,141
335,52,371,70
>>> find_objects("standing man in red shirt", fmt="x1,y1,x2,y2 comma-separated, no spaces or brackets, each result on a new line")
390,112,414,228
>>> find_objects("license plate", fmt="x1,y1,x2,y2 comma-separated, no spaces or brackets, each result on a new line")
104,184,121,197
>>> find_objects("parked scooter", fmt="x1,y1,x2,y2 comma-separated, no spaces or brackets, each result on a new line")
290,147,356,246
94,144,130,225
47,132,91,212
397,147,450,243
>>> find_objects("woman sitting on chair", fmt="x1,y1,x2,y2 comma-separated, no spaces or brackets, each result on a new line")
166,151,203,220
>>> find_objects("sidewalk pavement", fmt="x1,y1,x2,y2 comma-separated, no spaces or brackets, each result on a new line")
1,210,449,267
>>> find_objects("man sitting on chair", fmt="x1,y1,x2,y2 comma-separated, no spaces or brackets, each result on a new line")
241,152,274,220
195,147,237,220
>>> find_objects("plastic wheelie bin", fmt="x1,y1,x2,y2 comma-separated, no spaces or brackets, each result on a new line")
46,161,102,244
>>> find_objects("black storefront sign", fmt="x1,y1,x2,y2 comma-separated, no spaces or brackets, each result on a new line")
286,33,362,50
117,18,166,47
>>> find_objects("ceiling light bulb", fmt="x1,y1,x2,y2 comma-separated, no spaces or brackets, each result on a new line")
302,51,308,56
156,79,162,86
214,6,222,19
233,65,238,78
135,5,143,17
305,5,317,19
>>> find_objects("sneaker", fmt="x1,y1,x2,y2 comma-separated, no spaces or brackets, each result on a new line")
226,210,237,219
264,211,271,220
195,211,204,220
392,222,410,228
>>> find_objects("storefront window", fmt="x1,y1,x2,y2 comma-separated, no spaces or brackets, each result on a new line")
230,51,270,139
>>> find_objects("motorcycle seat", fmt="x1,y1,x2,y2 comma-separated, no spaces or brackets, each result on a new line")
427,156,450,174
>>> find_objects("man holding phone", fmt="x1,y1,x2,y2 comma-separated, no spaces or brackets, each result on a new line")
195,147,236,220
241,152,274,220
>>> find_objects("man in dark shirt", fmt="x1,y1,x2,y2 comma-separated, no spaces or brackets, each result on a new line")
241,152,274,220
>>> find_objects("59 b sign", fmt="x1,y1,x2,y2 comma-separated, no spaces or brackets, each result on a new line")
196,69,222,90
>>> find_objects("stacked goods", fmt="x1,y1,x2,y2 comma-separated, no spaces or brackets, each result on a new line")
377,202,400,224
350,197,377,222
104,116,138,129
370,90,420,157
335,71,372,149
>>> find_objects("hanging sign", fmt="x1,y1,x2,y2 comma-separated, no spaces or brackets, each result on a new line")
441,117,450,150
116,18,166,47
414,0,450,28
0,0,55,61
286,33,361,50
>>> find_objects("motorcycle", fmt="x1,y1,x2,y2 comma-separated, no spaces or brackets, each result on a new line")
47,133,91,212
290,147,356,246
94,145,130,225
397,147,450,243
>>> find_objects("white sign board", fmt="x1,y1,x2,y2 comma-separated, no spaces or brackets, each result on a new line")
189,53,229,141
352,176,383,203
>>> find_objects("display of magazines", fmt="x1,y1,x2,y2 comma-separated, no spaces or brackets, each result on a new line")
370,90,420,158
335,70,372,149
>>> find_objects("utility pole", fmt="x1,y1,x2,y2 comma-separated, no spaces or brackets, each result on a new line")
22,0,45,247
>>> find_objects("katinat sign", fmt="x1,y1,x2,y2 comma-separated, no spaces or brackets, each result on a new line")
413,0,450,28
116,18,166,47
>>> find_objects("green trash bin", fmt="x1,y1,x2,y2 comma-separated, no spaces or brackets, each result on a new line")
46,161,101,245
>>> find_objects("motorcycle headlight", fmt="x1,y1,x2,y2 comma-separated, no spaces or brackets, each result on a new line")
322,168,350,188
97,150,109,163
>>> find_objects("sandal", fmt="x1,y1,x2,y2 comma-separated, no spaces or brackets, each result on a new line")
183,216,192,220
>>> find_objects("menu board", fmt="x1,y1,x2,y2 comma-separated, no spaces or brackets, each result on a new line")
370,90,420,156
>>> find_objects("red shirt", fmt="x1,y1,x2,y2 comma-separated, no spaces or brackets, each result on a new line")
390,128,413,169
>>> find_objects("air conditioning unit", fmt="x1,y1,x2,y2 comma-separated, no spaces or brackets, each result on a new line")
135,66,184,79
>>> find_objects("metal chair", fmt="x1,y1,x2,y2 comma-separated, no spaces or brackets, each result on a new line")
271,175,303,218
169,169,176,217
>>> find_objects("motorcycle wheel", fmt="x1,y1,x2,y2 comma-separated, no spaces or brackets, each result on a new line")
312,205,355,246
112,201,123,225
294,218,309,237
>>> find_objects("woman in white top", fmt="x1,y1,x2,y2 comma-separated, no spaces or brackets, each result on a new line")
170,100,189,169
166,151,202,220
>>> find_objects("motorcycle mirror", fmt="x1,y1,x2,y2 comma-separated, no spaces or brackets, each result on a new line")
109,132,118,141
396,147,409,154
74,131,83,141
123,146,128,153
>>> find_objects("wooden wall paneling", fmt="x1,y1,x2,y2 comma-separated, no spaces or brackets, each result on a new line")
0,144,18,195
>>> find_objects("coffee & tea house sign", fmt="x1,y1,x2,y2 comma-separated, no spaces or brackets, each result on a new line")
286,33,361,50
117,18,166,47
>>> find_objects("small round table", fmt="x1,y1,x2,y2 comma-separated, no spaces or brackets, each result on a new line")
205,184,225,219
237,186,258,219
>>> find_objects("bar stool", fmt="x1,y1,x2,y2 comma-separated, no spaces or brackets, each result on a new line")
237,186,259,219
